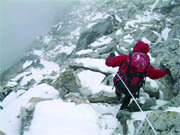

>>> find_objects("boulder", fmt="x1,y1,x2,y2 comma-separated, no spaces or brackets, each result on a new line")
116,110,132,135
20,97,53,135
142,29,159,43
76,16,118,51
88,91,120,104
151,39,180,99
64,93,89,104
159,94,180,110
53,68,82,98
138,110,180,135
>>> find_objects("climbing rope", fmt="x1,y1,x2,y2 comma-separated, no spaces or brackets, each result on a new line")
116,73,158,135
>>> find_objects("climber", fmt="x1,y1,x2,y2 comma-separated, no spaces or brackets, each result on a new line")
105,41,171,110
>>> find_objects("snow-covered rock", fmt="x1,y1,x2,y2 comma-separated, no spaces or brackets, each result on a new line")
23,100,101,135
0,84,59,135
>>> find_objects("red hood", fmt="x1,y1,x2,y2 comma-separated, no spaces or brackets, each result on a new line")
133,41,149,54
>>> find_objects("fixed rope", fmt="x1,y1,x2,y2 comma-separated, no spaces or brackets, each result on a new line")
116,73,158,135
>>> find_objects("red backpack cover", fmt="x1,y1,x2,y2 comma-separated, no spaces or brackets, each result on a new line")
130,52,149,73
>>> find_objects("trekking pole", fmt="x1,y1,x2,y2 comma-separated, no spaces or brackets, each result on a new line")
116,73,158,135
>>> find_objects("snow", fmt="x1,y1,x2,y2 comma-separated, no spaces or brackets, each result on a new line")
76,49,93,55
78,70,113,94
43,35,52,44
75,58,118,73
142,37,151,45
2,90,26,107
150,0,160,13
91,12,108,21
116,29,122,35
56,22,62,32
151,100,168,109
100,115,119,135
6,81,18,87
70,27,81,37
125,11,161,28
23,61,33,69
161,27,171,40
124,34,134,44
128,111,152,134
146,78,159,89
20,59,59,86
148,53,156,63
87,22,97,28
0,84,59,135
115,15,122,22
90,36,112,47
32,49,43,56
55,45,76,55
24,100,101,135
166,107,180,113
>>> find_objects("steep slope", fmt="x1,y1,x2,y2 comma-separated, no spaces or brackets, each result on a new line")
0,0,180,135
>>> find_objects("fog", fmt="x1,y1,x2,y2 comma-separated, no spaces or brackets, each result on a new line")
0,0,79,74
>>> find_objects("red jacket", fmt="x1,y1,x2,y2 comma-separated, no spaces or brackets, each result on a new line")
105,41,167,85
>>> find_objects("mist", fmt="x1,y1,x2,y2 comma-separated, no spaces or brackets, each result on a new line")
0,0,79,74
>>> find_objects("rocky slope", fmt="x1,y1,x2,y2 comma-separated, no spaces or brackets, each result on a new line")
0,0,180,135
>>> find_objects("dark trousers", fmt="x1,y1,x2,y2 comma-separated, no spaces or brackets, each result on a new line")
120,95,131,110
115,81,139,110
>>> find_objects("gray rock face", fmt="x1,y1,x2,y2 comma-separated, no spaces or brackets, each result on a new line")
151,39,180,99
76,16,117,51
159,94,180,110
138,110,180,135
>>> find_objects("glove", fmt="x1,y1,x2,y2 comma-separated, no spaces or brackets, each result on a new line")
110,53,115,57
107,53,115,61
160,63,171,75
165,68,172,76
160,62,174,83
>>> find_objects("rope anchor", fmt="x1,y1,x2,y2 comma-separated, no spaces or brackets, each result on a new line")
116,73,158,135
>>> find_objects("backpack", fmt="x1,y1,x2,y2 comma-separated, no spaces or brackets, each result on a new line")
115,52,150,96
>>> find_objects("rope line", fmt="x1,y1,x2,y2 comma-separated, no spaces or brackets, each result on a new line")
116,73,158,135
